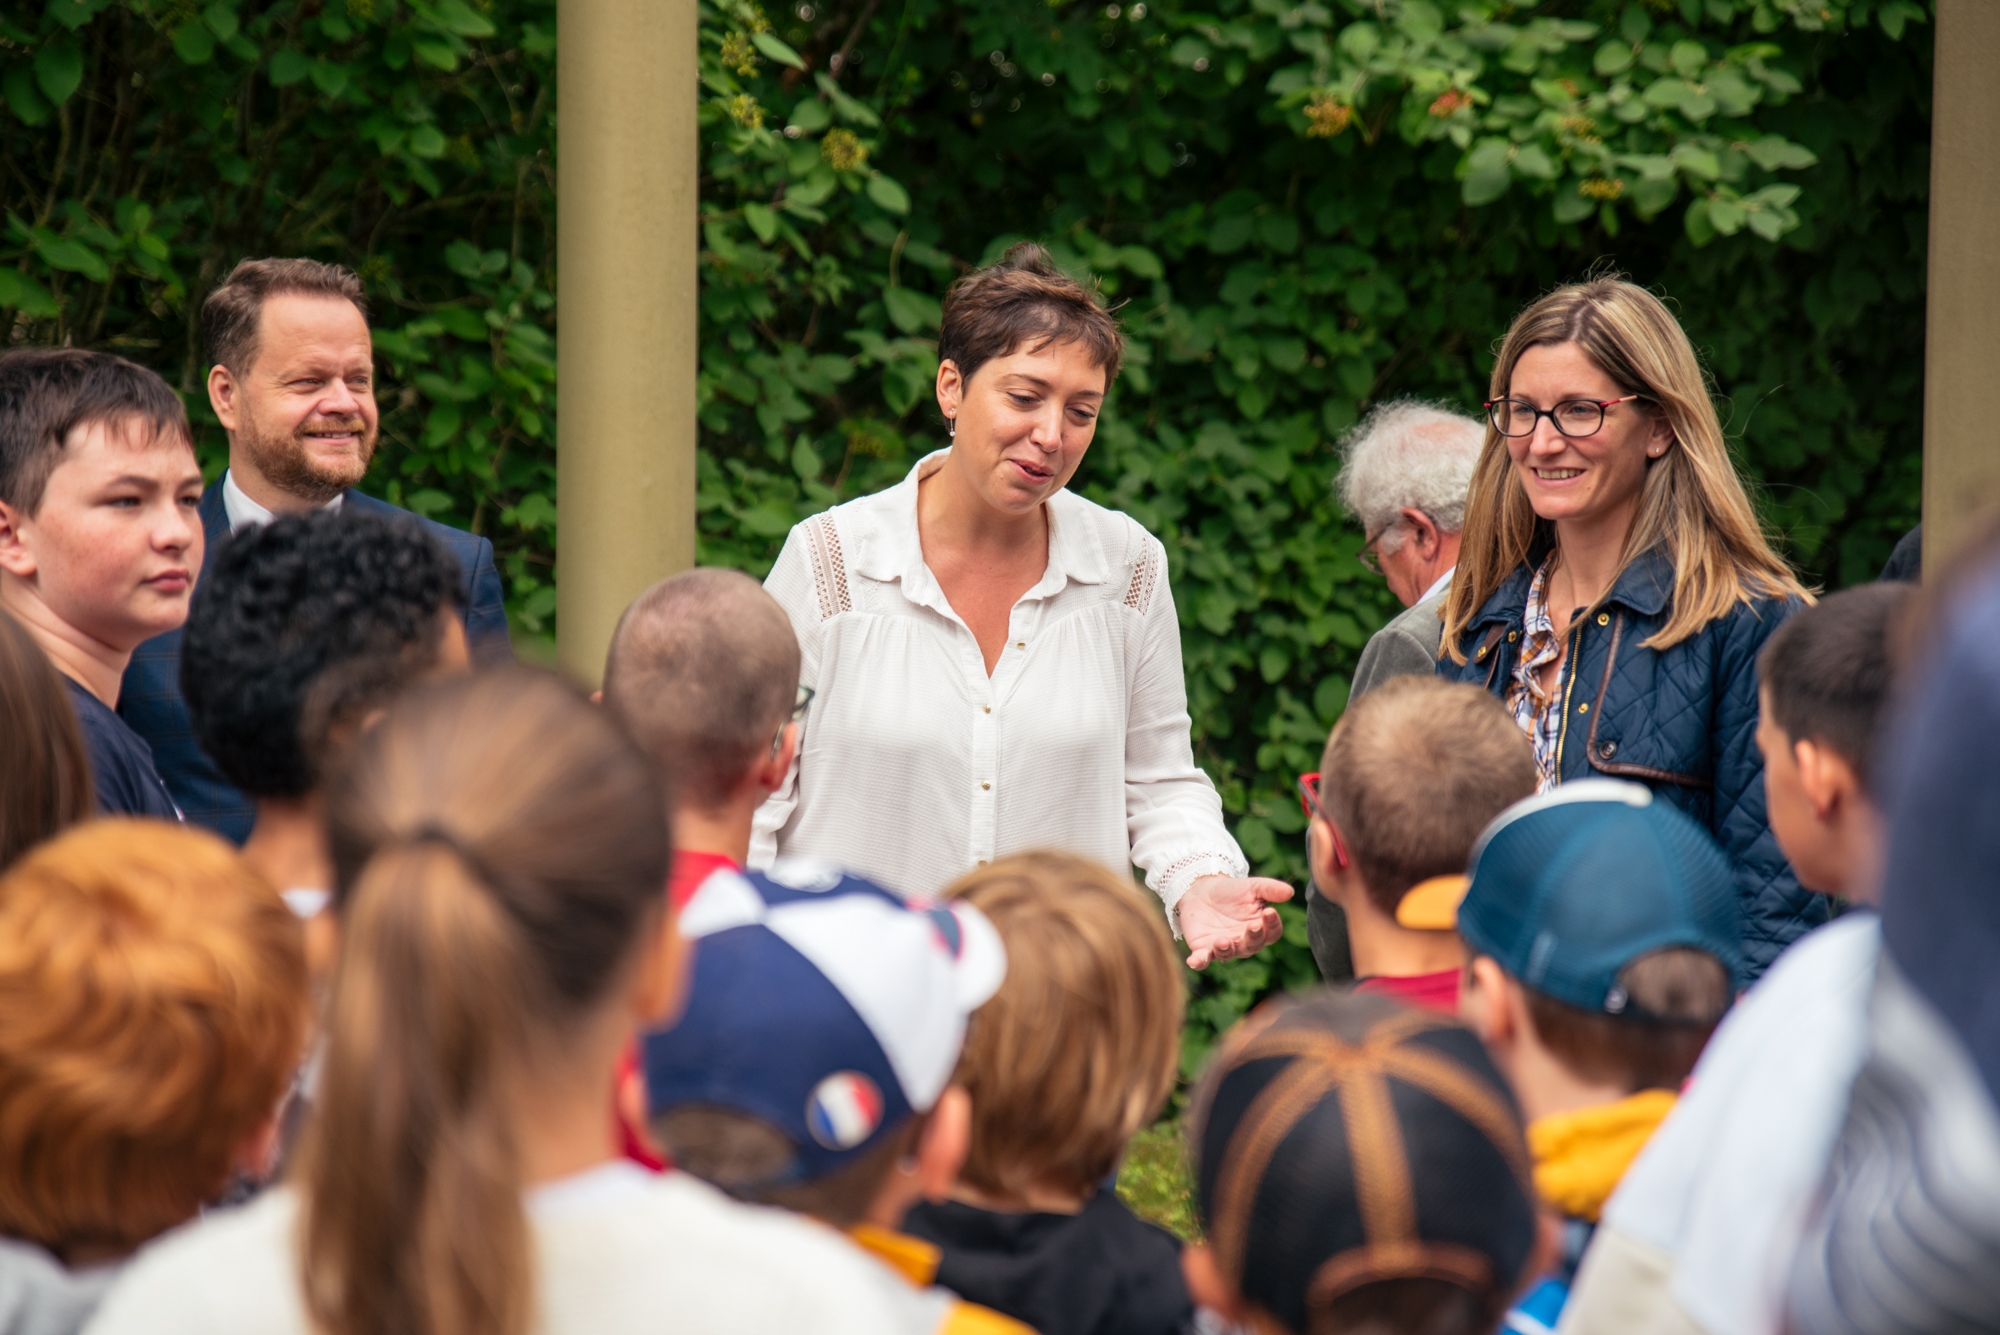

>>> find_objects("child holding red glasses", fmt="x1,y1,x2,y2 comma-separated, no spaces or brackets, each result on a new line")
1301,675,1536,1011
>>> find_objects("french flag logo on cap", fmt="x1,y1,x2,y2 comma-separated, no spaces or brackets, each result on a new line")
806,1071,884,1150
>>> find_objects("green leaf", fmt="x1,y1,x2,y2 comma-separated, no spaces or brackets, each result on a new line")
269,48,312,87
45,0,92,32
1553,188,1596,223
203,3,240,42
412,39,459,71
865,173,911,215
310,58,350,97
1683,197,1715,245
743,202,778,241
813,72,880,127
1594,41,1635,75
432,0,498,37
1707,197,1747,234
1670,40,1707,78
35,38,83,106
1115,245,1164,279
788,98,831,132
883,285,941,333
3,66,51,126
752,32,806,69
10,273,59,318
173,22,216,65
0,270,19,307
1743,134,1817,171
409,124,448,158
1462,139,1513,206
791,435,822,479
37,235,110,283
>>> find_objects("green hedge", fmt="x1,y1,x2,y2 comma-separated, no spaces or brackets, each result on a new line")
2,0,1929,1065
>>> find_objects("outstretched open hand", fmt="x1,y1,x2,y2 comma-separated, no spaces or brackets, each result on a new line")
1180,875,1294,970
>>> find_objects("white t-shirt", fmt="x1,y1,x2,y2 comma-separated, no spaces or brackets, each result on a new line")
83,1163,952,1335
1563,912,1881,1335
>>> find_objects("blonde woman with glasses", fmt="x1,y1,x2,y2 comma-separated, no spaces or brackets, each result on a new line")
1438,277,1817,980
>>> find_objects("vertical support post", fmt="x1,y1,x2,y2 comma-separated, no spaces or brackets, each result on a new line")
1922,0,2000,567
557,0,699,687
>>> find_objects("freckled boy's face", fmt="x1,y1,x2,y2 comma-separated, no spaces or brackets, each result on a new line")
0,419,205,652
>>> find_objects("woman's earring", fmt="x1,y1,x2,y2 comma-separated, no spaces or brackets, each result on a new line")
947,415,956,439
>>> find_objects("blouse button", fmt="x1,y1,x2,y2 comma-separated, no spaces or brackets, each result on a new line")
1596,612,1611,626
980,781,991,790
977,859,988,867
1015,640,1026,649
983,704,991,713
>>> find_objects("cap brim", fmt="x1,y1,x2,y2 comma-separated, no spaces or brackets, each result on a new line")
1396,875,1471,931
945,900,1008,1009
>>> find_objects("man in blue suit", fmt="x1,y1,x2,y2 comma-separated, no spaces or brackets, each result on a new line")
122,258,511,842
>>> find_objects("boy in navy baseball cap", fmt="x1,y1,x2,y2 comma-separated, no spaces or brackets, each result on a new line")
1450,779,1743,1332
642,857,1033,1335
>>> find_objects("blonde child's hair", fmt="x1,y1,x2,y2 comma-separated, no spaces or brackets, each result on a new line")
942,851,1184,1199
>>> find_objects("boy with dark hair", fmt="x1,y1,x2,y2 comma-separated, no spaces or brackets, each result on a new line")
179,509,469,919
0,348,201,820
1451,780,1744,1333
602,568,804,907
1302,675,1537,1006
643,861,1033,1334
1181,989,1553,1335
1563,584,1911,1335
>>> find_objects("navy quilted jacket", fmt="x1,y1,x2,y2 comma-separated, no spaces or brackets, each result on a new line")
1437,543,1825,979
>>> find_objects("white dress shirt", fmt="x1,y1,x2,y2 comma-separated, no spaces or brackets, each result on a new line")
752,451,1247,930
221,468,342,533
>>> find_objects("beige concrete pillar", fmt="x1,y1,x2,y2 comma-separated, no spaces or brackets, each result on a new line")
1922,0,2000,567
557,0,699,687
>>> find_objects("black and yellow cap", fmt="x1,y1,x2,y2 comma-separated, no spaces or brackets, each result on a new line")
1188,991,1539,1332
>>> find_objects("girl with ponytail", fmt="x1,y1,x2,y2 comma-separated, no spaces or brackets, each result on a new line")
86,668,966,1335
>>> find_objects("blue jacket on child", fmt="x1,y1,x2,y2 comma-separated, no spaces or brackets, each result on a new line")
1436,541,1822,979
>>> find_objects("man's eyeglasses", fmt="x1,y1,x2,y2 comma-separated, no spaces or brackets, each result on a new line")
1296,772,1350,871
1483,394,1643,438
1357,522,1397,576
772,685,815,757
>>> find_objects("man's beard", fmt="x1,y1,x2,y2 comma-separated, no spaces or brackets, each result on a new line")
238,416,377,506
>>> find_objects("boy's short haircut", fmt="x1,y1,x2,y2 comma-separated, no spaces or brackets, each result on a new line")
1189,991,1538,1335
603,568,801,808
653,1104,921,1229
0,819,309,1254
180,510,462,800
941,851,1183,1199
202,257,369,379
1320,676,1537,915
1758,582,1913,786
0,348,192,515
1520,946,1731,1093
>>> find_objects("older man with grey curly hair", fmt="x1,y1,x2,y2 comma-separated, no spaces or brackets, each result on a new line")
1336,399,1484,697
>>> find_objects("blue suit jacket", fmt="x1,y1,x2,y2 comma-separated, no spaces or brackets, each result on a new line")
120,481,513,843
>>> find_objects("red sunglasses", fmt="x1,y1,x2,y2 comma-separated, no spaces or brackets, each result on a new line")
1296,773,1351,871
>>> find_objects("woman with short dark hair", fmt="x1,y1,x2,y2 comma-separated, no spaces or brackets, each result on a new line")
755,244,1287,968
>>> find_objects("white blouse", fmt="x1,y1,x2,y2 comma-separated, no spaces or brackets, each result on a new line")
751,451,1247,930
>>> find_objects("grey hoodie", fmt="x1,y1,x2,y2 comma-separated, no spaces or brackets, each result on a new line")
0,1238,120,1335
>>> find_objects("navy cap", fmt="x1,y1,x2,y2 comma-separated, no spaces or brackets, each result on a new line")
643,858,1005,1184
1456,779,1744,1013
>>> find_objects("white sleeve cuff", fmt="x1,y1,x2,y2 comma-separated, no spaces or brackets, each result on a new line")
1151,852,1248,940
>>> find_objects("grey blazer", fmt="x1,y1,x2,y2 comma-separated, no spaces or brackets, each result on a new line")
1351,581,1450,697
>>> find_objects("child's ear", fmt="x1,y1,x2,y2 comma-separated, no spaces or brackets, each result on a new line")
1460,957,1515,1047
1181,1244,1249,1321
754,720,799,797
915,1085,972,1202
1793,737,1857,822
629,903,690,1028
0,498,36,579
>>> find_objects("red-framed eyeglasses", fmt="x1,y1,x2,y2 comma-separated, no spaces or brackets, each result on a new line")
1296,773,1350,871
